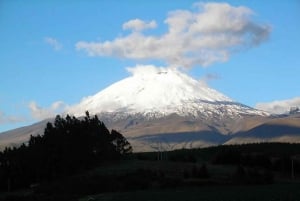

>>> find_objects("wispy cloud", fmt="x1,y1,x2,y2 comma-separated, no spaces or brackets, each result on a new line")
28,101,68,120
0,111,26,124
255,97,300,114
203,73,220,81
76,2,270,68
44,37,63,51
1,101,69,125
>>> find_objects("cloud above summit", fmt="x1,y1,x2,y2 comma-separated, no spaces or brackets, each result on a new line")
76,2,270,68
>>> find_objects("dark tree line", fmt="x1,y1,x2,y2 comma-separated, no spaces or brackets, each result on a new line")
0,112,132,191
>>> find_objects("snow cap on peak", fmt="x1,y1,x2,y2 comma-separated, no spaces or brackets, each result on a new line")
67,64,267,118
126,65,176,77
67,64,238,117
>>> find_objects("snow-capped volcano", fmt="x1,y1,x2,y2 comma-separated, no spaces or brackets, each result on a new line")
4,66,300,153
68,65,266,119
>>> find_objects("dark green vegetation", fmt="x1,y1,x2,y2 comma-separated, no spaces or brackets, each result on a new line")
0,116,300,200
79,182,300,201
0,112,132,193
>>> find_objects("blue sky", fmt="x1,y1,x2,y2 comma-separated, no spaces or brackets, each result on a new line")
1,0,300,132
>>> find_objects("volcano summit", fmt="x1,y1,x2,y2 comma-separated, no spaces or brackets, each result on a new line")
64,66,271,151
68,66,266,120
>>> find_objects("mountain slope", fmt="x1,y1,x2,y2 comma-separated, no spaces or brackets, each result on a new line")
225,114,300,145
0,119,49,150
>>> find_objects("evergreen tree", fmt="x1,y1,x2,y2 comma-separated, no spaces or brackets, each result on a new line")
0,111,132,191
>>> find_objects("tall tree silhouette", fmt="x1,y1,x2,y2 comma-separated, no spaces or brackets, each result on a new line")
0,112,132,191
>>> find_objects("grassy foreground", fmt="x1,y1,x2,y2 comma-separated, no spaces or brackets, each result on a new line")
80,182,300,201
1,143,300,201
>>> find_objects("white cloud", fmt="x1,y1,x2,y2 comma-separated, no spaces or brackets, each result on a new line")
255,97,300,114
122,19,157,32
76,2,270,68
0,111,26,124
28,101,68,120
44,37,63,51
